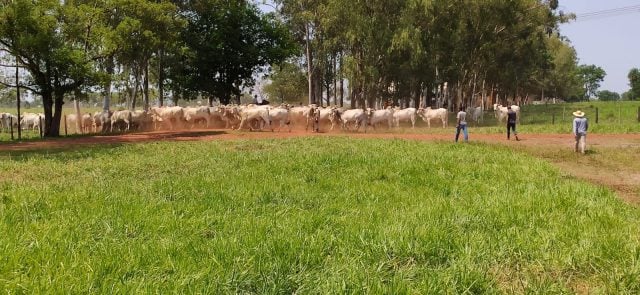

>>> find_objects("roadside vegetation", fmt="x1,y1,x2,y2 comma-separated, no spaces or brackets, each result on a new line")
1,138,639,293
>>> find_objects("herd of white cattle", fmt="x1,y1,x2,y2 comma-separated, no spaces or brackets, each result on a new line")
0,103,520,134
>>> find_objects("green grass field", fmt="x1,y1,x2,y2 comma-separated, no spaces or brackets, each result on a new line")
1,138,639,293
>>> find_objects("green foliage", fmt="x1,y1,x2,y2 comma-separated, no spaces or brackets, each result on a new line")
263,62,308,104
628,68,640,100
172,0,297,104
0,0,107,136
578,64,606,100
1,138,640,292
597,90,620,101
544,37,583,100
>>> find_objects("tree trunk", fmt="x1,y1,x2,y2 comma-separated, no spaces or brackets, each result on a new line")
103,57,114,112
42,90,54,137
339,52,344,107
131,73,139,110
158,49,164,107
44,90,64,137
143,62,150,112
305,23,314,105
73,99,82,134
333,54,337,106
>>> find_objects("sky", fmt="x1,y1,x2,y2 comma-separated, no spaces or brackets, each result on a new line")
557,0,640,94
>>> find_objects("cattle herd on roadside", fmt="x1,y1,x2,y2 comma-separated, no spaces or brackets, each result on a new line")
0,103,520,135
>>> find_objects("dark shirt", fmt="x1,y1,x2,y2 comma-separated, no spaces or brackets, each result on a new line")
507,110,517,124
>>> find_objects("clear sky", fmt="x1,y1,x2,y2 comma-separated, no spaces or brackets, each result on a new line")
559,0,640,94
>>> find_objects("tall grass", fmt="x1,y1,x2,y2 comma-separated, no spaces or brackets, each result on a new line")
1,138,639,293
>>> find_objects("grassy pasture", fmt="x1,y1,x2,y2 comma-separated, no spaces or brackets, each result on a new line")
1,138,639,293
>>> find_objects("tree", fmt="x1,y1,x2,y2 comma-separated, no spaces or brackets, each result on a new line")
597,90,620,101
112,0,182,111
262,61,308,104
544,36,582,101
578,64,606,100
176,0,296,105
0,0,106,137
628,68,640,100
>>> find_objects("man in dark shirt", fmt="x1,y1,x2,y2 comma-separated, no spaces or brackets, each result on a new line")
506,106,519,141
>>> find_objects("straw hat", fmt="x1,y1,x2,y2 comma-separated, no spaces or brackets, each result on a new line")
572,110,585,117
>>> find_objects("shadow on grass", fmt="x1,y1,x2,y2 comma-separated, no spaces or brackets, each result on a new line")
0,130,228,156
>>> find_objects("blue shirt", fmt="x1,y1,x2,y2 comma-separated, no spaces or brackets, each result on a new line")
573,117,588,135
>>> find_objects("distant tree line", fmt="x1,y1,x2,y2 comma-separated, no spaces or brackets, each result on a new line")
266,0,640,107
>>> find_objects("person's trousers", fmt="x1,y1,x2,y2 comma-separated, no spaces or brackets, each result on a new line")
507,123,517,139
575,134,586,154
455,124,468,142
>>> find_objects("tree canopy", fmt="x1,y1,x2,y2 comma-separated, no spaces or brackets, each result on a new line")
0,0,296,136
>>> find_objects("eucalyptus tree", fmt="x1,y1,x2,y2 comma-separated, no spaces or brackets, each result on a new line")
111,0,182,110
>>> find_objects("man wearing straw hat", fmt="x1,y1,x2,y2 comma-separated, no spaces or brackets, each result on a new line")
572,110,588,154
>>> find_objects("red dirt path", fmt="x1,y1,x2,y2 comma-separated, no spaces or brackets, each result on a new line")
1,129,639,151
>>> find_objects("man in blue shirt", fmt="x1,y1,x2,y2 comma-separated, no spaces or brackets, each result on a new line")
572,110,588,154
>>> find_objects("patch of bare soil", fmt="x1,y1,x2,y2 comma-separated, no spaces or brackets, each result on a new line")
2,128,639,204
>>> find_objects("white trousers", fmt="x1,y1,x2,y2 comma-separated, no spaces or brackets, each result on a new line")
575,134,586,154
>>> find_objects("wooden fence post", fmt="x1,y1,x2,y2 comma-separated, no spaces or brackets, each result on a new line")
637,106,640,123
39,116,43,138
552,113,555,125
10,116,14,140
595,108,599,124
64,115,68,136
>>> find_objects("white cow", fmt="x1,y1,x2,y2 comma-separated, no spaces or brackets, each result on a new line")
183,106,211,128
392,107,417,128
151,106,184,130
217,105,241,129
131,110,153,131
289,105,311,128
368,108,394,129
1,113,18,132
268,105,291,132
207,106,226,128
469,107,482,123
237,106,271,131
339,109,369,132
110,110,133,132
92,111,112,133
65,113,93,133
21,113,43,131
418,107,448,128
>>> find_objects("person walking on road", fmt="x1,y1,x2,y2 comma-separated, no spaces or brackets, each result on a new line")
455,106,468,143
572,110,588,154
506,106,519,141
